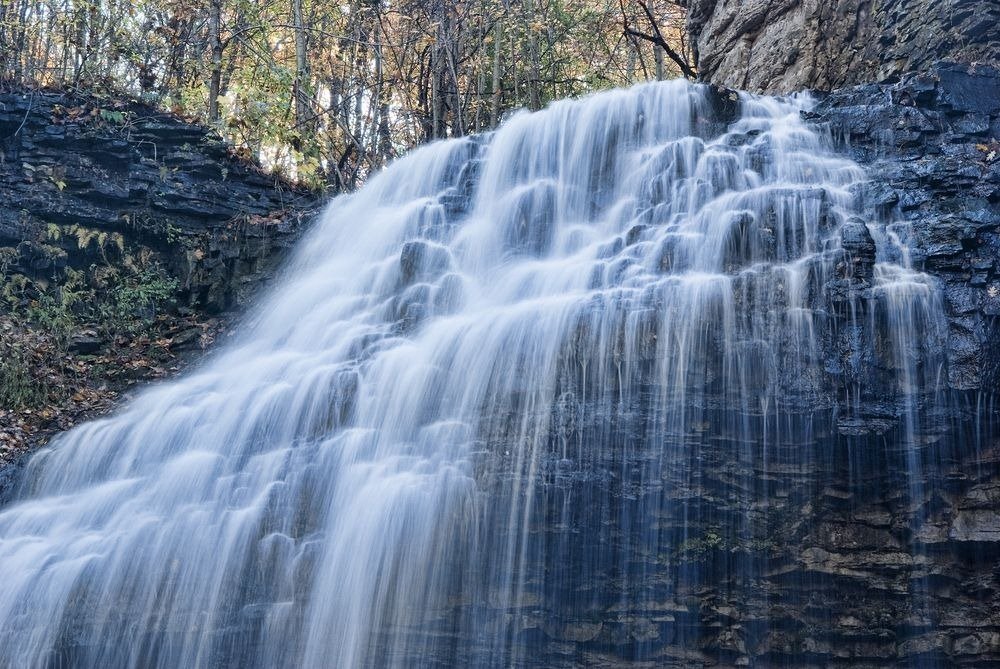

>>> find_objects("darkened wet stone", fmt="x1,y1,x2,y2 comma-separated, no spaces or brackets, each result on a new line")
0,90,319,314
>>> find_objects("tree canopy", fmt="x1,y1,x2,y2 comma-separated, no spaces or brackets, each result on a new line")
1,0,693,190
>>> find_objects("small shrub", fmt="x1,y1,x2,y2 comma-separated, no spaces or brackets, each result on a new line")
0,343,51,409
102,266,179,332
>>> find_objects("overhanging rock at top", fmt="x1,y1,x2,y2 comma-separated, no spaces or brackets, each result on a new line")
685,0,1000,93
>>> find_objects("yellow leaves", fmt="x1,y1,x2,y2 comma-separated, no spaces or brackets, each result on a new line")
415,32,437,51
976,141,999,163
8,0,696,193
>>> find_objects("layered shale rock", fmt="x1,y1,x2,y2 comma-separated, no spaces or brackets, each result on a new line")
0,90,318,313
418,72,1000,667
810,63,1000,393
2,66,999,668
548,65,1000,668
0,90,318,467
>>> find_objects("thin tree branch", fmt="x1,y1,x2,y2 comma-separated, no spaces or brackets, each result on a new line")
620,0,696,80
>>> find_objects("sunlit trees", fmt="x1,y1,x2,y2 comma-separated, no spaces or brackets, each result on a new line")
0,0,693,190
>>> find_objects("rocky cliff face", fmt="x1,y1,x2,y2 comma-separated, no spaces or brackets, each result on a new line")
3,67,999,667
0,91,318,313
759,66,1000,664
675,62,1000,669
685,0,1000,93
811,63,1000,394
0,90,318,465
331,70,1000,668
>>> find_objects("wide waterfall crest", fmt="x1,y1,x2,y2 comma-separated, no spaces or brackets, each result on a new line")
0,80,945,667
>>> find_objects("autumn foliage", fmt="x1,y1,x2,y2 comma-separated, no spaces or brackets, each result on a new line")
0,0,692,191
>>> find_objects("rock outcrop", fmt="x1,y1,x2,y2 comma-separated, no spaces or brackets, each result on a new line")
3,65,1000,668
810,63,1000,393
0,90,318,313
0,90,319,466
685,0,1000,93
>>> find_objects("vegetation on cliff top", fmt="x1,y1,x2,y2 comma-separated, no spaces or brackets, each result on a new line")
0,0,692,191
0,89,310,459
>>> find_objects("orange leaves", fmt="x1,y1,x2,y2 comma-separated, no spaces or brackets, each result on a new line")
0,311,225,463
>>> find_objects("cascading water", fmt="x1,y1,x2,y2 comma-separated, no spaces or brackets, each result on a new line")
0,80,956,667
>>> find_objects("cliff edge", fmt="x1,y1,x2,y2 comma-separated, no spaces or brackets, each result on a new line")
0,90,319,465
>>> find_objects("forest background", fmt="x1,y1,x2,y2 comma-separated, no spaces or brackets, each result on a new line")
0,0,692,191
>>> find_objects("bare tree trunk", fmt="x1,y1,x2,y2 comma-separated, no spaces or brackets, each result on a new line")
373,27,392,167
446,19,464,137
74,0,98,84
431,1,447,139
491,18,501,127
509,28,520,108
431,51,445,139
84,0,105,82
208,0,223,121
524,0,541,110
621,0,696,80
40,0,56,83
292,0,311,130
546,20,556,100
473,0,486,132
351,9,367,146
59,0,70,81
626,38,636,82
475,51,485,131
12,0,30,81
0,2,8,80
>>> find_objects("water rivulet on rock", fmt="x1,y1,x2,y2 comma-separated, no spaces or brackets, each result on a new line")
0,80,992,667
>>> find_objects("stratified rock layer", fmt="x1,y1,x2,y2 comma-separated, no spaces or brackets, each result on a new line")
0,91,318,312
0,90,319,470
1,69,998,667
685,0,1000,93
811,63,1000,393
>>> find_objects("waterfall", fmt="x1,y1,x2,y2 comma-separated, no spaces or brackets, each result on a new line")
0,80,951,667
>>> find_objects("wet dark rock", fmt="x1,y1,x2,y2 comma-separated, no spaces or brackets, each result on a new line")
699,85,741,134
399,240,451,285
167,326,203,352
440,63,1000,668
950,510,1000,543
0,90,319,314
67,333,103,355
936,66,1000,115
839,217,876,260
812,63,1000,400
3,67,1000,669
